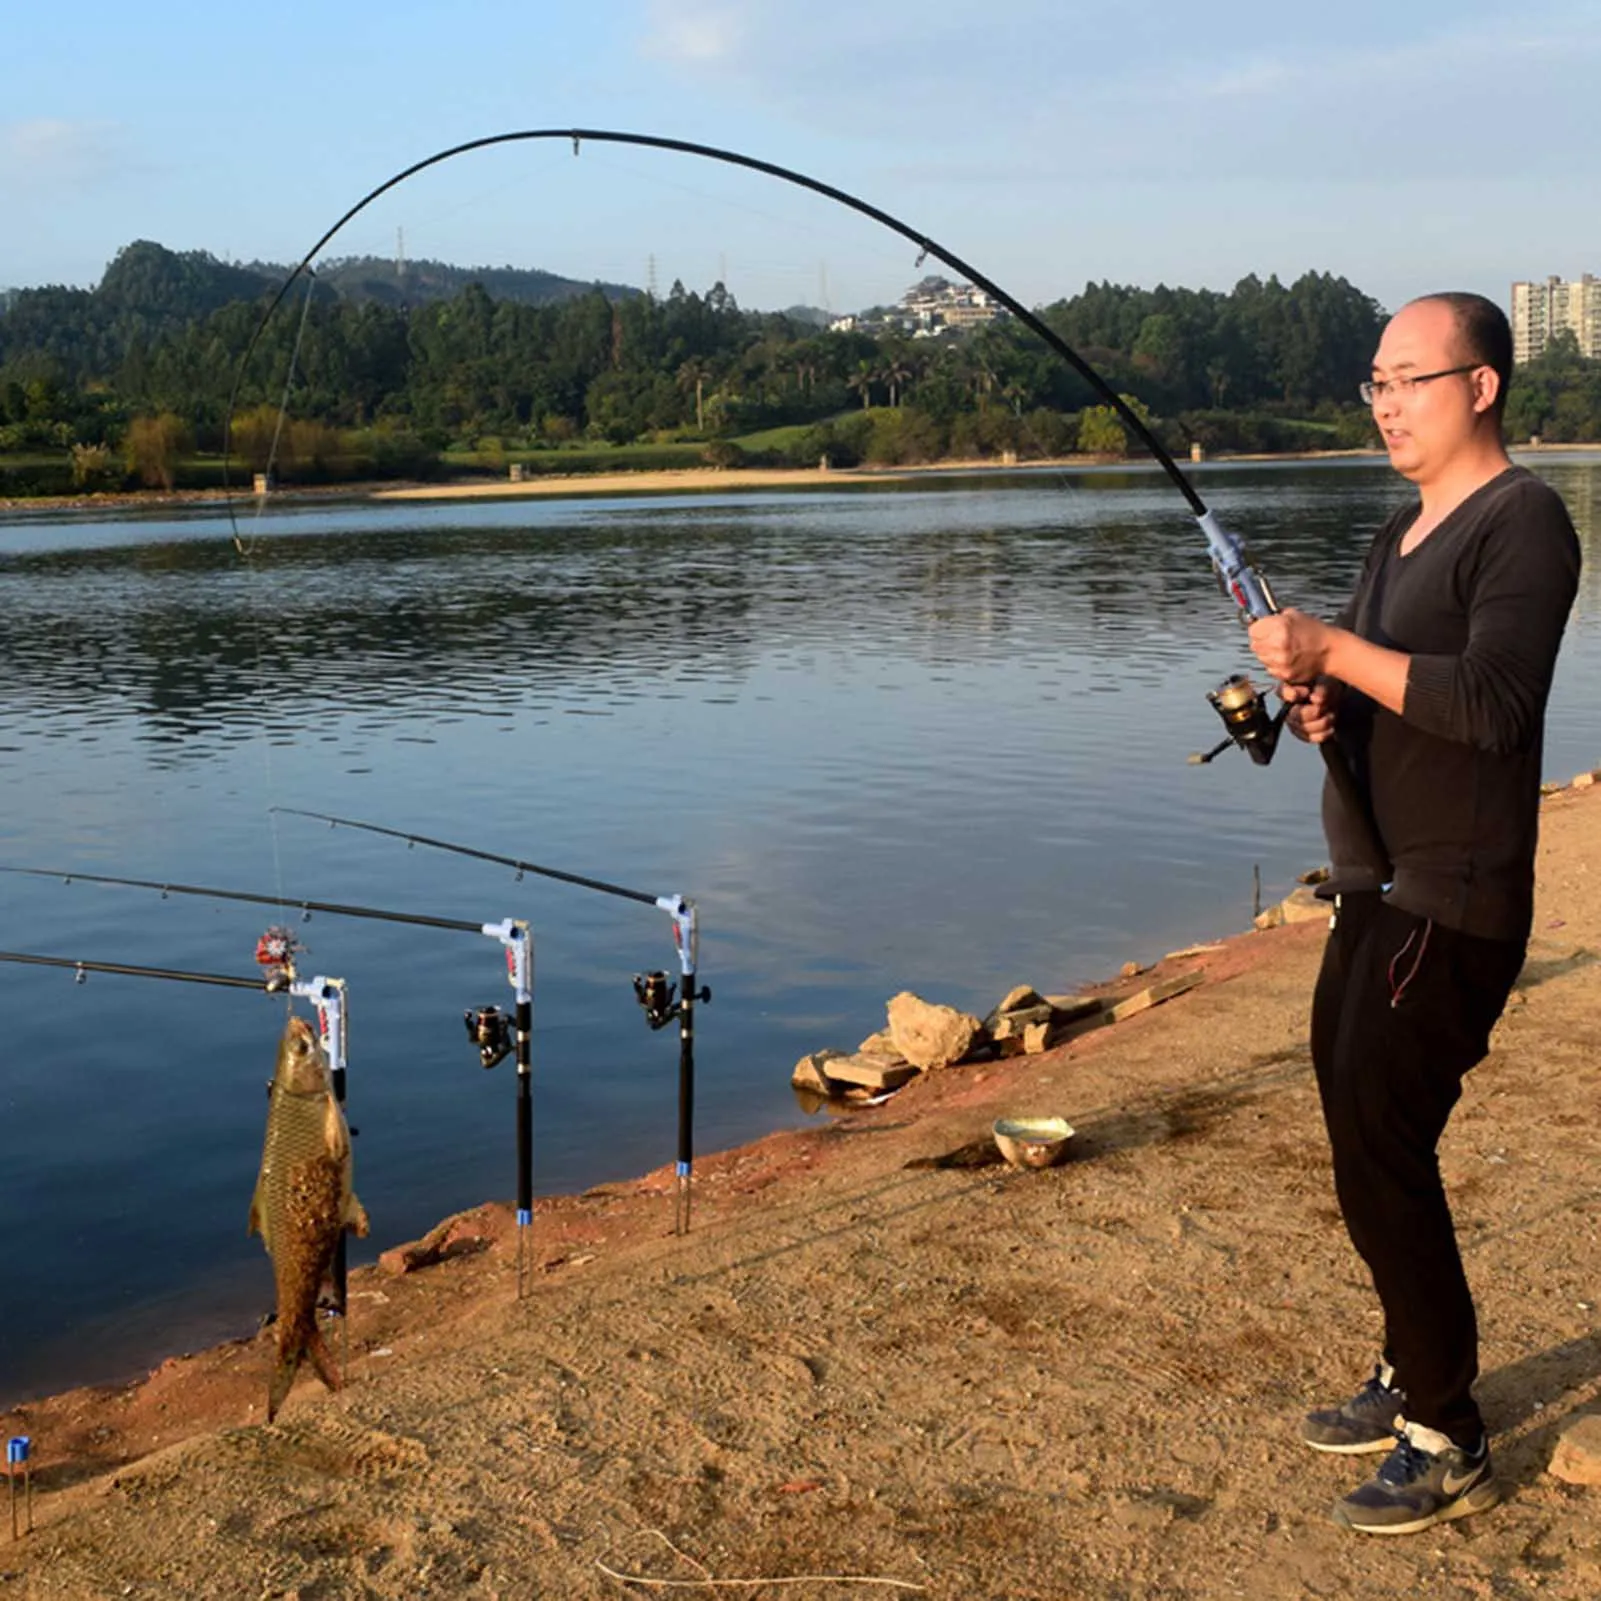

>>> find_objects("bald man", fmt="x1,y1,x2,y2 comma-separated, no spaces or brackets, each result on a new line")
1248,292,1581,1534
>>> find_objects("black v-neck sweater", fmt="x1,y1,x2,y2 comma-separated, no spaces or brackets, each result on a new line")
1323,465,1582,939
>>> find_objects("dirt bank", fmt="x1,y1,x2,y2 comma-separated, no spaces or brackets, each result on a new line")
5,782,1601,1598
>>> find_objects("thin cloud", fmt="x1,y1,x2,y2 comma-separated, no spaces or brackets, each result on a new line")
0,119,127,193
639,3,746,65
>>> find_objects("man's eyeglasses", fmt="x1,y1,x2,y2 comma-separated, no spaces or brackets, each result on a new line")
1359,365,1481,405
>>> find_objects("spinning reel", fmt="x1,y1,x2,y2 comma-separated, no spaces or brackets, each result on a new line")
633,969,711,1032
1191,673,1289,767
464,1004,514,1069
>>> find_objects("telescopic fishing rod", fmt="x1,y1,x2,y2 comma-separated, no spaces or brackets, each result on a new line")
271,805,708,1236
223,124,1388,881
0,949,271,990
0,863,540,1296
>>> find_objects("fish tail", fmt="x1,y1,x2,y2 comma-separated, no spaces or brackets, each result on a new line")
267,1309,315,1421
306,1319,344,1394
267,1347,300,1423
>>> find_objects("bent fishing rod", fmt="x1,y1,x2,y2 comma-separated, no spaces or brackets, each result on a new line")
0,863,540,1297
224,125,1389,881
271,805,707,1237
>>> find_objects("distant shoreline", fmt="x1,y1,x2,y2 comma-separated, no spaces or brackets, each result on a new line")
5,442,1600,517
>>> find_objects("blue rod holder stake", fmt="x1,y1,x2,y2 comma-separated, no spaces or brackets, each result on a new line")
7,1436,31,1539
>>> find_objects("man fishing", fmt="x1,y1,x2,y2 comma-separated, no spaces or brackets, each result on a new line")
1246,291,1581,1535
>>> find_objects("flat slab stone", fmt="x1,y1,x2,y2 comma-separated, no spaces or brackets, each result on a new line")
821,1053,920,1091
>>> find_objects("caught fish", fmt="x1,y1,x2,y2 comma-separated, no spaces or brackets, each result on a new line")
248,1014,369,1421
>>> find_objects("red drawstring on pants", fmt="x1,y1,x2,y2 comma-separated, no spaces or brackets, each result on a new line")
1388,920,1434,1008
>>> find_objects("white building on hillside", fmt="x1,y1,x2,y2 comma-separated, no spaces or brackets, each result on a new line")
1511,275,1601,363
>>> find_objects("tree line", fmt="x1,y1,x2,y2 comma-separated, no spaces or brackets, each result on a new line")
1,241,1595,495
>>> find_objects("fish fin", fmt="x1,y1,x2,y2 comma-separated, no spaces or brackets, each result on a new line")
345,1193,371,1238
306,1320,343,1394
322,1096,350,1161
248,1179,271,1250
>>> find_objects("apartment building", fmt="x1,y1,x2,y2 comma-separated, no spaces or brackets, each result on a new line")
1511,275,1601,363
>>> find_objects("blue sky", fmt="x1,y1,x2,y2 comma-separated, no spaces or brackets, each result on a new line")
3,1,1597,316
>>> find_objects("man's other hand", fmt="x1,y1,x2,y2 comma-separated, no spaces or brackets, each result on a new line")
1282,678,1341,744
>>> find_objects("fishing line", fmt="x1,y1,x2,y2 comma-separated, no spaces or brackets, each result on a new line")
227,264,325,947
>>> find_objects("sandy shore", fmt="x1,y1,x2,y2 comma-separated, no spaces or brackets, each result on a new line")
370,465,913,501
6,775,1601,1596
366,452,1396,503
16,444,1601,517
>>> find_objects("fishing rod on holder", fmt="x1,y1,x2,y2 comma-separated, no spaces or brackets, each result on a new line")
270,806,708,1237
225,125,1389,884
0,946,358,1310
0,864,539,1298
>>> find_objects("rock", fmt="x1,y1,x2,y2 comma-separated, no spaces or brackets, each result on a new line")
1022,1019,1055,1054
1042,993,1106,1023
791,1049,850,1096
1253,904,1284,930
1280,886,1331,925
1103,972,1203,1023
818,1053,920,1091
1574,770,1599,790
856,1029,901,1060
992,984,1046,1016
886,991,983,1070
380,1208,493,1276
1119,960,1146,979
989,1003,1054,1041
1296,865,1331,885
1550,1414,1601,1484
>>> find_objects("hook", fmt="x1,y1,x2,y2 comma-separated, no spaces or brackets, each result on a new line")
571,132,581,156
74,963,87,986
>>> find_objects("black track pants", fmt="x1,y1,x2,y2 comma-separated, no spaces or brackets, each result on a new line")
1310,891,1526,1447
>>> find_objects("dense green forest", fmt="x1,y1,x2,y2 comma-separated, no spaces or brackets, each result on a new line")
1,240,1596,496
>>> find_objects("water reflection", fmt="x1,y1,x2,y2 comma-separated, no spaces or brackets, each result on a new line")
0,459,1596,1405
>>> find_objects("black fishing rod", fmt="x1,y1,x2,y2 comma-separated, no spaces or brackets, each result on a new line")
0,862,540,1296
224,125,1388,881
272,806,707,1236
0,949,269,989
0,862,488,935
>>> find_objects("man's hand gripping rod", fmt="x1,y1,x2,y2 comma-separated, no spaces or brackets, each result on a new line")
1194,512,1392,882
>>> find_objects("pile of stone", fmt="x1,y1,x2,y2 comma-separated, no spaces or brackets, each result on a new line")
792,974,1201,1103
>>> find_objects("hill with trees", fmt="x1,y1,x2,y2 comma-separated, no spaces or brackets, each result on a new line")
1,240,1594,497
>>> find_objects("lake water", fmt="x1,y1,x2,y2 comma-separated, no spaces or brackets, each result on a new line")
2,456,1598,1406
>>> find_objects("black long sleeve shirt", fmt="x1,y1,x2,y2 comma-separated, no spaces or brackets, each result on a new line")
1323,465,1581,940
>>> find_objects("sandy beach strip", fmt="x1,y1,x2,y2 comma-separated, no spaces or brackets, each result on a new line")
371,465,912,501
